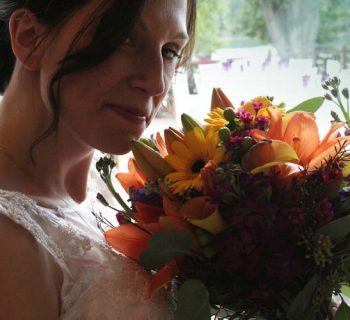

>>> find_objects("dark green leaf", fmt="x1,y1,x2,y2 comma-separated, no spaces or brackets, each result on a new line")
314,215,350,245
139,231,193,270
287,97,325,113
175,280,211,320
335,301,350,320
287,275,318,320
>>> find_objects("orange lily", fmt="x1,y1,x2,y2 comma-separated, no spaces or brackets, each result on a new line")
105,193,193,299
116,157,147,192
248,108,350,171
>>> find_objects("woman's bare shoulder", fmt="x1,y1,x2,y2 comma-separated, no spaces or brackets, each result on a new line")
0,214,62,320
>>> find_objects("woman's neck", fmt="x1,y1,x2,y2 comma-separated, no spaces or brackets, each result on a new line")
0,71,95,207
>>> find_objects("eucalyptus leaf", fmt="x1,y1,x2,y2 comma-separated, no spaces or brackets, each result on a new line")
314,215,350,245
335,301,350,320
139,231,193,270
175,280,211,320
287,97,324,113
287,275,318,320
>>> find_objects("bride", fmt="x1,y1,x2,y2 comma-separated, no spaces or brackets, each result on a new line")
0,0,196,318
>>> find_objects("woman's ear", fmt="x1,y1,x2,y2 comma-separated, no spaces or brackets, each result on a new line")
9,9,46,71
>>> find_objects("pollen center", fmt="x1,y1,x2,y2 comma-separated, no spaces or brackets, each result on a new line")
192,159,206,173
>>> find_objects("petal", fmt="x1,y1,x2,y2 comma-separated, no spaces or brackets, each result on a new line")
210,87,234,110
308,137,350,170
144,261,177,300
155,132,168,158
134,201,164,224
115,172,143,193
188,208,227,235
179,196,217,219
283,112,319,164
250,129,270,143
171,141,194,161
165,154,189,171
105,225,150,261
267,107,283,140
241,139,299,173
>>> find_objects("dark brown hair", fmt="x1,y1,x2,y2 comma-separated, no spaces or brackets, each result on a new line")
0,0,196,155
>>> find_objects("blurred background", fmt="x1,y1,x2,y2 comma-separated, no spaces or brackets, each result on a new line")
147,0,350,139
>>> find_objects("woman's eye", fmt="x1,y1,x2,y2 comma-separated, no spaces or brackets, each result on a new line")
162,47,182,60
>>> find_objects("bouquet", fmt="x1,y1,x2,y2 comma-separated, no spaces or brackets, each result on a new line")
96,77,350,320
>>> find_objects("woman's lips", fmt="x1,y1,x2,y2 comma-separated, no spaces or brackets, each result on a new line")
105,104,148,124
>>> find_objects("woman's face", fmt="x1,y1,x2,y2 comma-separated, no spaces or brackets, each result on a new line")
39,0,189,154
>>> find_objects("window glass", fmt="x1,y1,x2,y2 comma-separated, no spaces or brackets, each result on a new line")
150,0,350,138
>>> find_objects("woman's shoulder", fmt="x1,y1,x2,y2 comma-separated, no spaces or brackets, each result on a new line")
0,214,62,320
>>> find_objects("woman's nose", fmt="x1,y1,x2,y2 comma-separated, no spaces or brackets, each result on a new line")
128,52,166,97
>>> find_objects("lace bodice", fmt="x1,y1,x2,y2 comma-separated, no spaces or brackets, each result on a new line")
0,189,174,319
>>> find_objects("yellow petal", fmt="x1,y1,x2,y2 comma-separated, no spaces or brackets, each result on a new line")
165,154,191,172
188,208,227,235
171,141,193,161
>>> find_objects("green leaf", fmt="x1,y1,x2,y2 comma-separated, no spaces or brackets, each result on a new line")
314,215,350,245
139,231,193,270
175,280,211,320
287,275,318,320
287,97,325,113
342,286,350,298
335,301,350,320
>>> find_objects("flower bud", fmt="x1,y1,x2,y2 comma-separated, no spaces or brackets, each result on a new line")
97,193,109,206
324,93,333,101
241,136,255,151
139,137,158,151
181,113,203,132
342,88,349,99
219,127,232,142
331,89,338,98
223,108,236,122
322,84,329,90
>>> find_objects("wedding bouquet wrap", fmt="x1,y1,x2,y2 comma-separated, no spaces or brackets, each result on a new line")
96,78,350,319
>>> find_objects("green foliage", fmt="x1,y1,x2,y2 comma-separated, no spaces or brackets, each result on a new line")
139,231,193,270
286,275,319,320
317,0,350,45
175,280,211,320
195,0,229,56
287,97,325,113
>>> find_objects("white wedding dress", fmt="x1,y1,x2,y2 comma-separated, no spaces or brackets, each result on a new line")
0,189,175,319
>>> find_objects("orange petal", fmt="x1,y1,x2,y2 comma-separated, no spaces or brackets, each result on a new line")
241,139,299,174
155,132,168,158
128,158,148,185
201,160,217,196
250,129,270,143
267,107,283,140
144,261,177,300
164,128,185,155
179,196,217,220
134,201,164,224
211,88,234,111
308,137,350,170
116,172,143,193
105,225,150,261
282,112,319,165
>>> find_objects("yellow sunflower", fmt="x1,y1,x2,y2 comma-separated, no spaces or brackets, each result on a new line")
165,127,225,194
204,108,229,132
